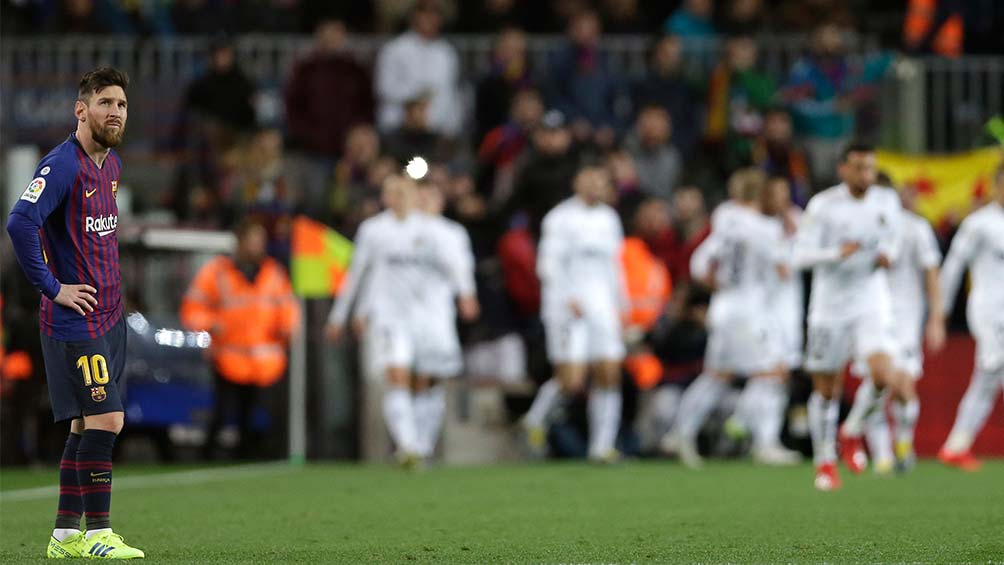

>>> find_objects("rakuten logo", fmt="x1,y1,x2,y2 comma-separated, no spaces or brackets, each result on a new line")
85,215,118,237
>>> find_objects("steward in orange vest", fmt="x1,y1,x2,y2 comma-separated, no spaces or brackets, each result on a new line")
180,220,300,459
621,237,672,390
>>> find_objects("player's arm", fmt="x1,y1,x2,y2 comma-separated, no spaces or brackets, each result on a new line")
916,221,946,351
792,198,857,269
875,193,905,269
938,218,978,317
446,226,479,322
610,216,630,318
326,223,374,340
689,231,722,289
5,164,96,315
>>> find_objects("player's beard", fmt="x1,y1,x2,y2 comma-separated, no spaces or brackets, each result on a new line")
90,117,125,149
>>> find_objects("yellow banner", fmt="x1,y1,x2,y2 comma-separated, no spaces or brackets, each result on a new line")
877,147,1002,223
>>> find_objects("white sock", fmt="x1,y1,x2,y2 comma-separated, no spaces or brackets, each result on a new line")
865,404,894,465
382,387,419,454
843,379,881,437
415,386,447,457
86,528,112,540
809,392,839,465
674,373,728,440
733,379,762,431
588,388,622,456
944,368,1002,454
52,528,81,542
893,398,920,445
524,378,563,428
753,378,787,450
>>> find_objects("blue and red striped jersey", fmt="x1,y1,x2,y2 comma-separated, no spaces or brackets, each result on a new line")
6,133,123,341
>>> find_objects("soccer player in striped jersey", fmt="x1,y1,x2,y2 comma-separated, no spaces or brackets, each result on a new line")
6,67,144,559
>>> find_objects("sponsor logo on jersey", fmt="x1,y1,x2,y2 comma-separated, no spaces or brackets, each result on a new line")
85,214,118,237
20,177,46,203
85,188,98,198
91,386,107,402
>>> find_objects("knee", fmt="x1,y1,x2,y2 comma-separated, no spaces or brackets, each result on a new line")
557,366,587,395
84,411,124,434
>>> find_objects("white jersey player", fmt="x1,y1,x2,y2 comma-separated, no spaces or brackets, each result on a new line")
852,188,945,474
522,166,627,463
324,175,476,466
793,144,904,491
663,169,798,467
937,168,1004,471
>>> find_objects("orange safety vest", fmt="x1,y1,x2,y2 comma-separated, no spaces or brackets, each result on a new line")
904,0,963,57
0,295,33,384
621,238,672,390
180,256,300,387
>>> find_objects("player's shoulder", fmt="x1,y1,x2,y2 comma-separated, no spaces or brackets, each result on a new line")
804,185,844,211
358,211,391,233
36,136,84,179
961,204,997,230
543,197,575,221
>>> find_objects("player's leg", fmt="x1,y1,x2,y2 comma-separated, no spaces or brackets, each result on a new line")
939,320,1003,471
522,319,587,453
808,372,842,489
748,371,802,465
413,376,447,459
412,318,463,460
49,418,86,557
891,368,920,471
864,399,895,474
587,359,622,462
376,324,421,463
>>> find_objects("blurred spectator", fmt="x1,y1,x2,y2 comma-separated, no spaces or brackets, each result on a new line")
624,105,683,201
185,39,258,134
456,0,528,32
751,108,812,205
220,128,298,263
663,0,716,39
236,0,302,33
703,34,776,179
375,0,462,137
477,88,544,206
284,19,375,216
172,0,231,35
332,125,383,236
523,0,592,33
474,27,534,143
546,9,626,150
600,0,649,34
782,24,883,186
723,0,766,35
904,0,962,57
49,0,104,33
606,150,641,199
180,219,300,460
374,0,457,32
497,110,581,238
632,34,700,158
668,186,711,284
382,94,454,167
777,0,854,32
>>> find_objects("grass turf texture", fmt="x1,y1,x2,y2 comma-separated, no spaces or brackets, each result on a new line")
2,461,1002,563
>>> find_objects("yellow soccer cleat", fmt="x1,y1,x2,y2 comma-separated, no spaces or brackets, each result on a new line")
82,531,145,559
47,531,87,559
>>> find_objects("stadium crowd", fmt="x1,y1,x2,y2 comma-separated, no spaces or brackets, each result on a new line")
3,0,1003,465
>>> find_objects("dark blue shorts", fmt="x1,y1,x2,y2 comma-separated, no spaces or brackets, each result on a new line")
41,317,126,422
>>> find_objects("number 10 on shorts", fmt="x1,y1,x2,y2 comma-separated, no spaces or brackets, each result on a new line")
76,354,109,386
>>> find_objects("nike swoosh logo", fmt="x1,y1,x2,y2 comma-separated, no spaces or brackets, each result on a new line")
90,472,110,477
85,189,97,198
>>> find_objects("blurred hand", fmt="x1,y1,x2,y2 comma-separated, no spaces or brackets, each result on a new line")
776,263,791,280
458,295,480,322
925,316,947,353
324,323,344,343
55,284,97,316
351,316,368,339
875,253,893,269
568,300,584,319
839,241,861,259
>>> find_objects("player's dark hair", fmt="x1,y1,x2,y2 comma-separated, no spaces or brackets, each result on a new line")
876,171,894,187
840,141,875,162
78,67,129,102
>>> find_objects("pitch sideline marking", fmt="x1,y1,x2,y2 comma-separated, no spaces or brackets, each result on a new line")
0,462,297,503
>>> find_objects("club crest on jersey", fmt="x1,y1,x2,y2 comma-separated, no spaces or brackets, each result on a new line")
86,214,118,237
111,180,118,198
20,177,46,203
91,386,107,402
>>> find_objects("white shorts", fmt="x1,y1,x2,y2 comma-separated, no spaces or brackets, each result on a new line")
545,314,624,365
893,319,924,379
971,316,1004,373
705,315,779,375
805,313,897,374
768,314,804,371
371,317,463,378
464,333,527,383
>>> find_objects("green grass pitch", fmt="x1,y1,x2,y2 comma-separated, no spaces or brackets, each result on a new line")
2,460,1002,563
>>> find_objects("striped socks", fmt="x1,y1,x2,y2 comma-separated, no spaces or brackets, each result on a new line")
54,433,83,534
76,429,117,532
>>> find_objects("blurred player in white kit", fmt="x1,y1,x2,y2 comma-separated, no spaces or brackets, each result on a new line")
793,143,903,491
847,179,946,474
326,174,477,466
663,169,797,467
937,165,1004,471
521,166,627,463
